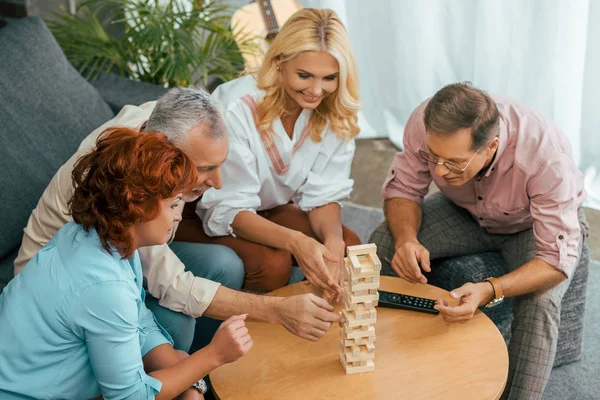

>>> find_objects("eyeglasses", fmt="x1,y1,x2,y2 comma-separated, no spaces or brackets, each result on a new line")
417,137,482,175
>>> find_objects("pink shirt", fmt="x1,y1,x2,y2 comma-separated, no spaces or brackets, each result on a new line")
382,97,585,277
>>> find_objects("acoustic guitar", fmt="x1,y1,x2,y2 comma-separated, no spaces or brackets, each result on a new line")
232,0,303,71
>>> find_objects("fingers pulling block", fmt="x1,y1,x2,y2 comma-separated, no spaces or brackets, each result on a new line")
339,243,381,375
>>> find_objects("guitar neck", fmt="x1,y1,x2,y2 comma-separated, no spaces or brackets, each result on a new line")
257,0,280,36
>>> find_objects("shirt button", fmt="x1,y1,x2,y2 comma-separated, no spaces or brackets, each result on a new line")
478,196,483,200
558,235,564,240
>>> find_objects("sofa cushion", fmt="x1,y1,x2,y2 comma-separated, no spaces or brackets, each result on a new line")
0,17,114,258
0,250,17,295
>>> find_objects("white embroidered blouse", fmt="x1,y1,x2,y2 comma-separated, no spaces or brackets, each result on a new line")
198,75,356,237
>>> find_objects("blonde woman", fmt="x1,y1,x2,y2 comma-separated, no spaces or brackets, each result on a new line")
176,8,361,303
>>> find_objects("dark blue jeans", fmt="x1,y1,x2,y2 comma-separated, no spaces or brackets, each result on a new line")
144,241,245,352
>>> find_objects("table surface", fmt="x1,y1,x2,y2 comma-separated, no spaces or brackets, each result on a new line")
211,277,508,400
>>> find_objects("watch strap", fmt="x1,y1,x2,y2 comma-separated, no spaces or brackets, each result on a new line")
484,277,503,300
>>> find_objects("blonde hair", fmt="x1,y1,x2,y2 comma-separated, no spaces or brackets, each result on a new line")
254,8,360,142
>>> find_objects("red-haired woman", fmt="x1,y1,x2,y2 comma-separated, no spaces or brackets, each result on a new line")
0,128,252,400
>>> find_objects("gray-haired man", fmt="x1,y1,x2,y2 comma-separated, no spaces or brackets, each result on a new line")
15,87,341,354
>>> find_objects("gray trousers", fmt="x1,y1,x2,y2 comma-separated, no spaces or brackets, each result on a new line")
370,192,589,400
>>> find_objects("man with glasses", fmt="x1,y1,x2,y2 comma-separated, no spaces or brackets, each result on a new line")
371,82,588,400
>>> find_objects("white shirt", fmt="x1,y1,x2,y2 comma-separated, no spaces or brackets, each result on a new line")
200,75,356,237
14,103,220,318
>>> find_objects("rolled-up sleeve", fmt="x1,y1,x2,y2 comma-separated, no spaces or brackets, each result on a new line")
528,158,582,277
296,137,355,211
138,244,221,318
200,112,263,237
75,282,164,399
382,103,432,203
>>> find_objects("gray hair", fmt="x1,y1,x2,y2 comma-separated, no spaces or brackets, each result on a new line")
146,87,226,145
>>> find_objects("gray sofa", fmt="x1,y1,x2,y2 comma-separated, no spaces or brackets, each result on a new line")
342,203,590,368
0,16,167,293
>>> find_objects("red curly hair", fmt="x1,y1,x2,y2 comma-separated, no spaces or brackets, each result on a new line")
69,127,198,258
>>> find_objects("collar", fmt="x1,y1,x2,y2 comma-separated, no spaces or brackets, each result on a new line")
479,115,509,179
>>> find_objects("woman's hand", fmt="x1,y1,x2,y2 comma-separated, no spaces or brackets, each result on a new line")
291,234,341,300
206,314,253,365
323,239,346,302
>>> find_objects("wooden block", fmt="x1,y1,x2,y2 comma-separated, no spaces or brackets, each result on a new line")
346,254,381,277
344,264,380,285
344,359,375,375
366,343,375,353
342,312,372,331
351,345,360,356
347,244,377,257
344,266,380,282
346,351,374,364
354,305,376,321
342,297,359,311
351,288,370,296
349,280,380,292
356,335,376,345
368,252,382,267
344,263,381,284
359,360,368,366
346,266,381,279
342,325,376,339
354,308,369,320
343,335,375,346
349,255,363,275
368,289,378,295
342,289,379,305
342,309,376,328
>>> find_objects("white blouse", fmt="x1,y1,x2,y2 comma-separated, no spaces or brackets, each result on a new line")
199,75,356,237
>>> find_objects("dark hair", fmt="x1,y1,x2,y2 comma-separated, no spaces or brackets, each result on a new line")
69,127,198,258
423,82,499,150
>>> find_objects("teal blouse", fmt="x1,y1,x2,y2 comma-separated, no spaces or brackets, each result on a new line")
0,222,173,399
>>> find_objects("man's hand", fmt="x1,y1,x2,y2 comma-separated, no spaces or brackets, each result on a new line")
291,234,341,299
275,293,341,341
392,241,431,284
206,315,253,365
434,282,495,323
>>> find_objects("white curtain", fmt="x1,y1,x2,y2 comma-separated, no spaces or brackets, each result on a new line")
300,0,600,210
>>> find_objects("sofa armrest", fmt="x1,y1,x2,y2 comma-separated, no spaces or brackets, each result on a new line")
89,73,168,114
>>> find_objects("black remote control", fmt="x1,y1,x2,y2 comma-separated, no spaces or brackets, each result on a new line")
377,290,439,315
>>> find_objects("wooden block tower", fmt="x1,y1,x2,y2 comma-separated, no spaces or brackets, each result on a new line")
339,243,381,374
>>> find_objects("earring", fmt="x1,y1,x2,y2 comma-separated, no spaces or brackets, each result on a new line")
276,66,280,71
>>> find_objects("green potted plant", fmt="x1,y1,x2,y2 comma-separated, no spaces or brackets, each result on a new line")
48,0,257,88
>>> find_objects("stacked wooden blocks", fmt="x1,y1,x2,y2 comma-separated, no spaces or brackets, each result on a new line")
339,244,381,374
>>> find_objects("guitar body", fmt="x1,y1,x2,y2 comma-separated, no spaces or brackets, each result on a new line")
232,0,303,71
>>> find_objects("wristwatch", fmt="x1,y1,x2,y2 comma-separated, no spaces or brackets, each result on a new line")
192,378,208,394
484,277,504,308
